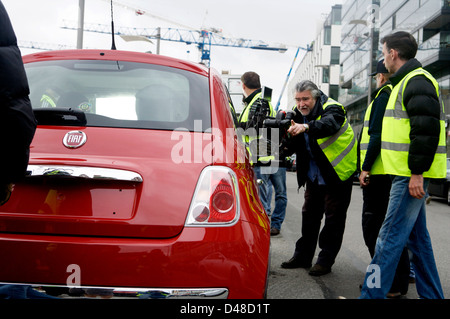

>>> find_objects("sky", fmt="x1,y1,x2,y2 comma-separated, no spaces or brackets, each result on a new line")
2,0,342,108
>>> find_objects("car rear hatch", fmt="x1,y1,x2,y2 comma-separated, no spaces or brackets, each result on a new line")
1,127,211,238
0,53,212,239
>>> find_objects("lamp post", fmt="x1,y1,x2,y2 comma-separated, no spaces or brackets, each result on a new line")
77,0,85,49
349,18,375,106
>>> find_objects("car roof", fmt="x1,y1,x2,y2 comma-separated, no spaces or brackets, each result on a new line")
22,49,209,77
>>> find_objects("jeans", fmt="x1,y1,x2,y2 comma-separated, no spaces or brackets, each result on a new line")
0,285,59,299
361,174,410,294
254,166,287,230
360,176,444,299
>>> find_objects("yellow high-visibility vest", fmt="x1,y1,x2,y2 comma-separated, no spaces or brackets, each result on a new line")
359,84,392,175
238,92,276,164
381,68,447,178
316,98,357,181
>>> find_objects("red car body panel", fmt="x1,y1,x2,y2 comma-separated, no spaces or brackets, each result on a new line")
1,127,210,238
0,50,270,299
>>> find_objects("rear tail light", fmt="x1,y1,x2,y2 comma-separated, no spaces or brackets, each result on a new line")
185,166,239,226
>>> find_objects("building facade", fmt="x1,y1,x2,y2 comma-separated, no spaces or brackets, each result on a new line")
287,5,343,108
288,0,449,155
340,0,450,152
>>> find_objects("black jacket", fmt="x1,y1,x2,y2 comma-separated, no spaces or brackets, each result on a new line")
285,91,353,187
0,1,36,184
360,84,391,172
389,58,441,175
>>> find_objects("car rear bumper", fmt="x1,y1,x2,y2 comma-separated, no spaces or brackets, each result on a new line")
0,283,228,299
0,221,270,299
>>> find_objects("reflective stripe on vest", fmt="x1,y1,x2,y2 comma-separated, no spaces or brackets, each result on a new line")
359,84,392,175
40,94,57,108
238,92,276,164
316,98,357,181
381,68,447,178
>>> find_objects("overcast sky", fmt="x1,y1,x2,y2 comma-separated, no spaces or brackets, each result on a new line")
2,0,342,108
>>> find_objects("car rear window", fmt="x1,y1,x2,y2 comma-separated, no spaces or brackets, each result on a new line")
25,59,211,131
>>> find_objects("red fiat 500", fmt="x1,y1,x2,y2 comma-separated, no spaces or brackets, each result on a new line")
0,50,270,299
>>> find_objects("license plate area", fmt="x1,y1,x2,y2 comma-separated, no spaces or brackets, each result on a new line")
2,177,138,220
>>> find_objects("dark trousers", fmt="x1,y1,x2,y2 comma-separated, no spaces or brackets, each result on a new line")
293,178,353,268
362,174,410,294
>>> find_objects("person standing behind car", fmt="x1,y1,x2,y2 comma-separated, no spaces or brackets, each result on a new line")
238,71,287,236
263,155,289,236
360,31,446,299
0,1,36,205
359,59,410,298
281,80,357,276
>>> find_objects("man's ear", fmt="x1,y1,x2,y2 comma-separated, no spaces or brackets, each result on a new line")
391,48,398,61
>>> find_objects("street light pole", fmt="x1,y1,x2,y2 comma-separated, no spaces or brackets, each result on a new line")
77,0,85,49
367,24,374,106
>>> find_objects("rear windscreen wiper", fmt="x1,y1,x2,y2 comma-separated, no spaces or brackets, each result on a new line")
33,107,87,126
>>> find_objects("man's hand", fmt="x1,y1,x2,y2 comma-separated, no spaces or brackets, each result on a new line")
409,174,425,199
287,120,308,136
359,171,370,187
0,183,13,206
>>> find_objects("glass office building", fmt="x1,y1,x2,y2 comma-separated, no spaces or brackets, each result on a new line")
287,5,343,108
340,0,450,153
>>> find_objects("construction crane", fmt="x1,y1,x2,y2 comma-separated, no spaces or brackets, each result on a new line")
91,0,290,66
61,20,289,67
18,41,75,51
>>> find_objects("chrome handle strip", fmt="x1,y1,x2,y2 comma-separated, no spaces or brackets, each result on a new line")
26,165,143,182
0,282,228,299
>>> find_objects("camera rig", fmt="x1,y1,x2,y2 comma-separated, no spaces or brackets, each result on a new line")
263,109,295,130
240,86,296,164
242,86,272,132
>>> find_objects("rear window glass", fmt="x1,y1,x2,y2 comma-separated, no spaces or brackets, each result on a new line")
25,59,211,131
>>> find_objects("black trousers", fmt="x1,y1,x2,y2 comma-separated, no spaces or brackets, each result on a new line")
293,178,353,268
362,174,410,294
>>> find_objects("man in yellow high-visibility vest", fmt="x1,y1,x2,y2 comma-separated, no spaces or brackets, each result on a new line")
280,80,357,276
359,59,410,298
238,72,287,236
360,31,446,299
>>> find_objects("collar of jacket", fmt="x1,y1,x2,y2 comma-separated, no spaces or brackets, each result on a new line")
243,88,261,105
371,83,392,99
389,58,422,86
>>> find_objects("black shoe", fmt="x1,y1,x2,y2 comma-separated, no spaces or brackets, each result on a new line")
386,292,402,298
281,258,311,269
308,264,331,276
270,228,280,236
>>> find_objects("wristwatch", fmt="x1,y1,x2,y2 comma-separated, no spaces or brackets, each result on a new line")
303,124,309,131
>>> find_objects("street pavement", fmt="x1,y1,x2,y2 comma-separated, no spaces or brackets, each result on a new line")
267,171,450,299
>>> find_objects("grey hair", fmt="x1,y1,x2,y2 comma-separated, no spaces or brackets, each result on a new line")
295,80,320,99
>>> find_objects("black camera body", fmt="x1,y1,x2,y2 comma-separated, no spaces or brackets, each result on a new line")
263,109,297,162
241,87,296,163
263,109,295,130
